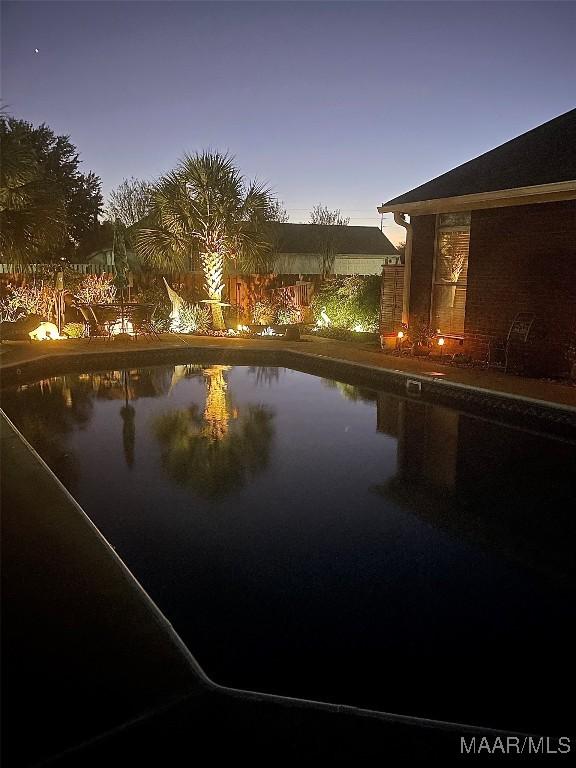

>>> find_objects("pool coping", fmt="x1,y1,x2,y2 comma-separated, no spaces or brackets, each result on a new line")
2,409,536,765
1,340,575,437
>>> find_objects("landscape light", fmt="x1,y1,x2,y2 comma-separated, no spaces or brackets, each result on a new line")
438,336,445,346
29,322,63,341
397,330,404,339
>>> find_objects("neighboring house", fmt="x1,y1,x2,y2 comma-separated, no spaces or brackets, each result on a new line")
267,223,400,276
378,108,576,374
87,222,400,276
86,247,141,272
86,248,115,267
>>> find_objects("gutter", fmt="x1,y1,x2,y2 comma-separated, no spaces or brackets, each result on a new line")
392,212,413,326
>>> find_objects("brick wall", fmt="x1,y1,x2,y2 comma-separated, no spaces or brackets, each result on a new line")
464,199,576,370
406,201,576,374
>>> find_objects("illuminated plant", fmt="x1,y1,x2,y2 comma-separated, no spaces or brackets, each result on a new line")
8,282,56,321
137,151,274,330
62,322,85,338
174,301,211,334
0,290,25,322
311,275,380,332
275,289,300,325
74,273,117,305
276,305,300,325
251,298,276,325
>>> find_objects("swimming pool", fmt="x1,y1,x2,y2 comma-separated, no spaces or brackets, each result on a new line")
2,363,574,733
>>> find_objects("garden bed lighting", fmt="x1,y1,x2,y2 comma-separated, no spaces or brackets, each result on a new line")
29,322,63,341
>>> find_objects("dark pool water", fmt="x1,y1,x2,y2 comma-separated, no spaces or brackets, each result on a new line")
2,364,575,733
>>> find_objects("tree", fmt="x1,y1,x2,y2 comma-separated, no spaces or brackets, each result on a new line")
258,199,290,274
137,151,273,329
309,203,350,277
0,116,67,263
267,198,289,223
105,177,153,228
74,220,114,261
395,241,406,260
0,116,102,262
309,204,350,227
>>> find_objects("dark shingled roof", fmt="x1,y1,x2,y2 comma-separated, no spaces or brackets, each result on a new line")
273,223,398,255
384,109,576,206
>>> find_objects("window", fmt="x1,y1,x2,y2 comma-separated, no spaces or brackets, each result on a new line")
430,212,470,335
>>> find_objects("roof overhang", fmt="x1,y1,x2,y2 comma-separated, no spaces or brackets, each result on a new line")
378,180,576,216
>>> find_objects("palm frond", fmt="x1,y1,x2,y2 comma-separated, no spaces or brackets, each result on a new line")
135,149,277,292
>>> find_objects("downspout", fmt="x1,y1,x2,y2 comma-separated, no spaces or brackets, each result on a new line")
393,212,413,326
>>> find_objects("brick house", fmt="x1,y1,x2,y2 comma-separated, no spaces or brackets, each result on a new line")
378,109,576,375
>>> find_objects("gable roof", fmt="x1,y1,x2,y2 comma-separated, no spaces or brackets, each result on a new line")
272,223,398,255
379,109,576,214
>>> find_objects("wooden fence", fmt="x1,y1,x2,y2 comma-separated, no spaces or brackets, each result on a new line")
0,263,110,275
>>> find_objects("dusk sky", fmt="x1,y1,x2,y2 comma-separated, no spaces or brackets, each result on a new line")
3,0,575,243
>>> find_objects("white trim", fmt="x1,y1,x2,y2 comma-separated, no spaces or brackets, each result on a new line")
378,180,576,215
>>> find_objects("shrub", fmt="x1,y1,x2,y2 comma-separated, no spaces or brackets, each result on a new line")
277,305,300,325
251,298,276,325
0,289,25,323
74,274,117,305
275,288,301,325
310,275,380,332
310,326,378,342
173,302,211,334
7,282,56,321
62,322,85,338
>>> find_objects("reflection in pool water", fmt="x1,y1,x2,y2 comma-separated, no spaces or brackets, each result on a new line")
155,365,275,498
2,364,575,733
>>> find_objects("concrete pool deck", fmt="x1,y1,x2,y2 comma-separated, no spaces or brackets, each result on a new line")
1,335,574,763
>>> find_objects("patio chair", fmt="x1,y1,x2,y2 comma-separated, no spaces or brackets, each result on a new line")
77,305,99,340
77,304,121,341
505,312,535,374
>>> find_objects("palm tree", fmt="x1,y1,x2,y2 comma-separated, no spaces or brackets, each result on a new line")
0,117,67,263
154,366,275,498
136,151,273,330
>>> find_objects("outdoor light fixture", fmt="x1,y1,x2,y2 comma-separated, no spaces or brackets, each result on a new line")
29,322,63,340
108,320,135,336
394,328,406,353
438,336,445,346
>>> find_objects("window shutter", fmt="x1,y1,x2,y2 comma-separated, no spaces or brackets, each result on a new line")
380,266,404,334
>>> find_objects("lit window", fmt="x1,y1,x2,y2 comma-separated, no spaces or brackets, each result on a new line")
430,212,470,335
